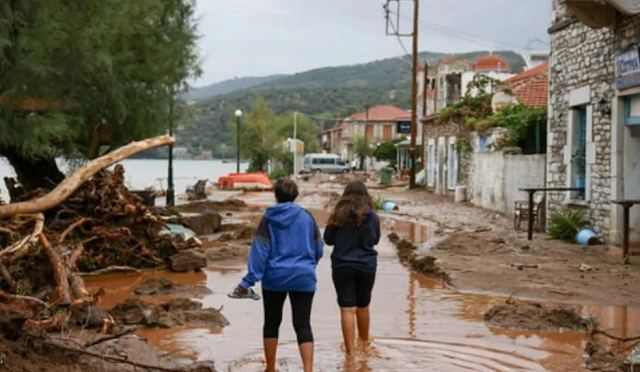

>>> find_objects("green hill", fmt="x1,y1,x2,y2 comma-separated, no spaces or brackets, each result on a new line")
178,50,527,158
183,75,286,101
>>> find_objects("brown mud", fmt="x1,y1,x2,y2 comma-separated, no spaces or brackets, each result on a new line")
370,186,640,307
484,302,588,331
5,174,640,371
110,297,229,329
81,190,596,371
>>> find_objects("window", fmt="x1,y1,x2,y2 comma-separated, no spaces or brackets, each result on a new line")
427,144,435,186
571,106,587,200
478,135,490,153
447,141,458,190
624,94,640,126
383,125,393,141
374,125,382,138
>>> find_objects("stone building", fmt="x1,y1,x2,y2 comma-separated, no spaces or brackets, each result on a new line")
548,0,640,243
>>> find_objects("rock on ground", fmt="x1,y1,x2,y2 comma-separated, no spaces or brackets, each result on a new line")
181,212,222,235
109,298,229,329
133,278,211,297
169,249,207,272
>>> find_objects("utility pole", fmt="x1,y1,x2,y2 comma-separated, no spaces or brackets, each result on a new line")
293,111,298,176
363,104,370,172
409,0,419,189
385,0,420,188
234,109,242,173
166,95,175,207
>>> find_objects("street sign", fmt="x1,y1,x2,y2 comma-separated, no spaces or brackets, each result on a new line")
397,120,412,134
615,47,640,90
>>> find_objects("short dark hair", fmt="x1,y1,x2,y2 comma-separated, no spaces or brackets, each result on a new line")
274,178,298,203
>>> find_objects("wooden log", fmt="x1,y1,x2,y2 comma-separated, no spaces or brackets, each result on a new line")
68,273,91,303
0,135,174,218
40,234,71,305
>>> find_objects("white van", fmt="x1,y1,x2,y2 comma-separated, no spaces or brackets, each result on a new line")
303,153,350,173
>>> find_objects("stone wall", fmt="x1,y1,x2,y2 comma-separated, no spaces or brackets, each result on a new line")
549,1,640,239
547,2,615,235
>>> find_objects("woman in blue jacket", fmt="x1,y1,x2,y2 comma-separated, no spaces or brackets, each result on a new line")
232,179,323,372
323,181,380,356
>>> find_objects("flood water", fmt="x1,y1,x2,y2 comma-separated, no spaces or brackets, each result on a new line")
83,214,640,372
0,158,248,198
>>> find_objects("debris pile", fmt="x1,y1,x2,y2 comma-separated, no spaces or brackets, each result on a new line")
0,136,225,370
0,165,200,344
387,232,449,282
483,301,587,331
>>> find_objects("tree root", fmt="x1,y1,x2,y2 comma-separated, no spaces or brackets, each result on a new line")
58,217,93,244
40,234,72,306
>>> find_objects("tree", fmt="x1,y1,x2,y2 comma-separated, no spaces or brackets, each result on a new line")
238,97,279,172
374,140,400,164
0,0,200,191
354,135,372,171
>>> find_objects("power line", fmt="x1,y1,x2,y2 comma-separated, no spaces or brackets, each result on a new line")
384,6,413,67
391,10,546,52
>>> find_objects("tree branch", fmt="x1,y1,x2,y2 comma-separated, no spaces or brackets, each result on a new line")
0,135,174,218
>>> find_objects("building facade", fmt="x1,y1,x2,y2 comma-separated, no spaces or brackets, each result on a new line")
322,105,411,164
548,0,640,243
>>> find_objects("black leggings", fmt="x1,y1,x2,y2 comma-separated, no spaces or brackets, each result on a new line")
262,289,315,344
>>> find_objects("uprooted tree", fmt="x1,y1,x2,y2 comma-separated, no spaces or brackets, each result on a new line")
0,136,195,338
0,0,200,192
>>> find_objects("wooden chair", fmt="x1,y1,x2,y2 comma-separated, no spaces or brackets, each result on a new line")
514,194,545,232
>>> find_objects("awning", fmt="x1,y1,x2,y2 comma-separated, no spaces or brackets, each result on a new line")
566,0,640,28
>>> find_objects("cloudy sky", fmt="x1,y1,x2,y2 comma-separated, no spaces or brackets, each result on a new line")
193,0,551,87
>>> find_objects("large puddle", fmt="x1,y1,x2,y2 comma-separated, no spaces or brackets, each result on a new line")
85,211,640,371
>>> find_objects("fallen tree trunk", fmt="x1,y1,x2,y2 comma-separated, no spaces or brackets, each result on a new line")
0,135,174,218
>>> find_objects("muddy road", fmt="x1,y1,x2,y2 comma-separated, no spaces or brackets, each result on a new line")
80,183,640,371
86,210,640,371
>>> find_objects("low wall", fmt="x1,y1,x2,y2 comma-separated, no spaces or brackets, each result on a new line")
471,151,546,216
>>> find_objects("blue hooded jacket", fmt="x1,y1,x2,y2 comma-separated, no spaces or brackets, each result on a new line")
240,203,323,292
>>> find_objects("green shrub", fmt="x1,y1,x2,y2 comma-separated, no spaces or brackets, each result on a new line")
372,196,385,211
269,168,289,180
548,209,590,242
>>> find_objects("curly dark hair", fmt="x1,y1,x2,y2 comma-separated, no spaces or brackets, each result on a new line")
327,181,373,227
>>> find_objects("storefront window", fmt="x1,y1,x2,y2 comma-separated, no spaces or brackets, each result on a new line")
624,94,640,126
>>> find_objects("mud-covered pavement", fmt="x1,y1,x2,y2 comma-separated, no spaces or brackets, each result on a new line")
83,179,640,371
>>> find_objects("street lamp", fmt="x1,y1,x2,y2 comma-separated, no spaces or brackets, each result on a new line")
166,97,175,207
235,109,242,173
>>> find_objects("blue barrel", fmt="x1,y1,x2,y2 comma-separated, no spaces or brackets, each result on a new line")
383,201,397,212
576,228,599,246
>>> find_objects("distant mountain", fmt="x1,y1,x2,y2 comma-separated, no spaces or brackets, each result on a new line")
185,50,527,102
178,50,527,158
183,75,286,101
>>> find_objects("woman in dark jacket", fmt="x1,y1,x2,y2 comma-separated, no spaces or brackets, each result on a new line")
323,181,380,355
